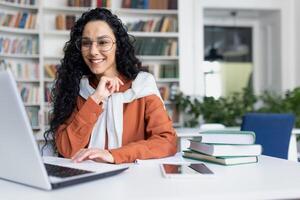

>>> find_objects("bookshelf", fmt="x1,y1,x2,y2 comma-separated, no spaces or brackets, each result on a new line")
113,0,180,125
0,0,41,140
0,0,182,144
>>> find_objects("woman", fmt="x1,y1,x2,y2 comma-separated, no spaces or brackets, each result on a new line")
44,8,177,164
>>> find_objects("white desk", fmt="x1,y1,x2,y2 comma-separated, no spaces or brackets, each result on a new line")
176,127,300,162
1,155,300,199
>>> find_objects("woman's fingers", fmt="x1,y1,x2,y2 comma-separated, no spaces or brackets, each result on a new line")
94,76,124,100
107,77,122,93
88,152,105,162
118,78,124,86
72,148,114,163
72,149,97,163
117,78,124,91
89,150,114,163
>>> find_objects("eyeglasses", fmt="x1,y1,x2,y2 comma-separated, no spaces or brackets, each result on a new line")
75,36,116,52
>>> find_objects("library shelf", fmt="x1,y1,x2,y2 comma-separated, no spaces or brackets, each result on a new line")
0,26,39,35
0,1,38,10
129,31,178,38
115,8,178,15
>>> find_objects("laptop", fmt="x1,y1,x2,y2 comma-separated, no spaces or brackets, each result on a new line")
0,70,129,190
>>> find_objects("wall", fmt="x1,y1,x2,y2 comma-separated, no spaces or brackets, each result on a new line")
179,0,297,96
294,0,300,87
259,11,281,93
178,0,200,95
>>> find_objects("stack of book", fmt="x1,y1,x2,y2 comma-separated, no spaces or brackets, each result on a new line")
183,130,262,165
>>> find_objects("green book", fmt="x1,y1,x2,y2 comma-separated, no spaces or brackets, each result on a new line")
193,130,256,145
183,150,258,166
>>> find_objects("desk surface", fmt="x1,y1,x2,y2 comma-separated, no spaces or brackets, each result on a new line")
1,155,300,200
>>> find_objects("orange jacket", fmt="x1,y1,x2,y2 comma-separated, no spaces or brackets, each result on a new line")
55,75,177,163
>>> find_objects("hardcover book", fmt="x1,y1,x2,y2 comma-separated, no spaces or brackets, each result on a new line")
183,150,258,165
189,141,262,157
195,130,256,144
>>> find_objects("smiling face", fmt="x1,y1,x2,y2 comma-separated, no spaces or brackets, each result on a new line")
81,20,118,79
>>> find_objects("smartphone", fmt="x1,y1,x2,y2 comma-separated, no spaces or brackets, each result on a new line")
160,163,213,178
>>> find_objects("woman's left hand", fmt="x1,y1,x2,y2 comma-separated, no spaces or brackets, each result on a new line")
71,148,114,163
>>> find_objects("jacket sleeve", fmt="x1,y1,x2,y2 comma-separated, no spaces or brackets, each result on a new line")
109,95,178,164
55,96,103,158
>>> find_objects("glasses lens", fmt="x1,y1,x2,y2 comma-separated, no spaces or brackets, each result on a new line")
81,39,92,51
75,39,90,51
76,37,114,52
97,37,113,52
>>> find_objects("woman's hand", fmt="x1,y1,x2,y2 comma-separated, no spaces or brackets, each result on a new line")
91,76,124,104
71,148,115,163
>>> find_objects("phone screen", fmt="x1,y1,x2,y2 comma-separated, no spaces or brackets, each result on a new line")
189,163,213,174
162,163,213,175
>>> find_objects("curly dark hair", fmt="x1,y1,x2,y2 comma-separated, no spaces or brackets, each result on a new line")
43,8,141,153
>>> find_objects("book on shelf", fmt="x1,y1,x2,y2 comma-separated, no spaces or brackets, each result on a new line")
159,63,178,78
25,106,39,127
55,15,66,30
134,38,178,56
55,14,76,30
0,12,37,29
67,0,92,7
126,17,177,32
195,130,256,145
159,85,169,100
2,0,36,5
44,63,59,79
0,60,39,80
44,82,53,103
18,83,40,104
66,15,76,30
97,0,111,8
44,106,53,127
121,0,177,10
189,140,262,157
183,150,258,166
0,36,39,55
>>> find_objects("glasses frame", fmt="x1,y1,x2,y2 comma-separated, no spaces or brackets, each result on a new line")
75,36,116,53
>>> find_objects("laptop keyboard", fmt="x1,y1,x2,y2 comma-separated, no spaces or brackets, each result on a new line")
45,163,93,178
